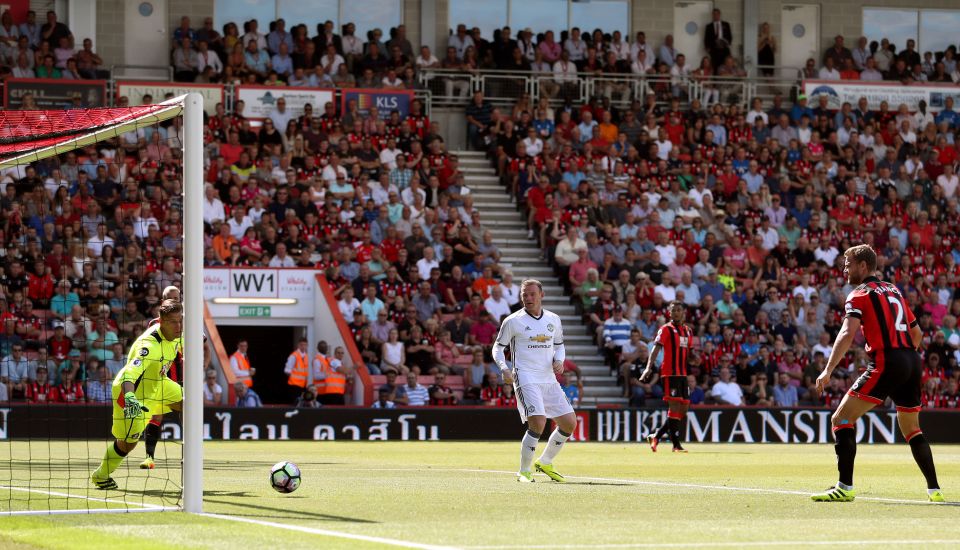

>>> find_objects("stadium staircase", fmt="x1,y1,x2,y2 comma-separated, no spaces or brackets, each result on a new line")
458,150,626,406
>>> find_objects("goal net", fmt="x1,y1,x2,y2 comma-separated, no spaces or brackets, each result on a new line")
0,94,204,515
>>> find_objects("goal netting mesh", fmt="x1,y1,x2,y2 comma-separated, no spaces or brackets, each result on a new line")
0,97,196,515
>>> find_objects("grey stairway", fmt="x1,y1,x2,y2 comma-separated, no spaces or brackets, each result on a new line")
456,150,627,406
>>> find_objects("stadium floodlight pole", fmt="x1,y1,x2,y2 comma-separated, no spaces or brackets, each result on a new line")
183,93,205,514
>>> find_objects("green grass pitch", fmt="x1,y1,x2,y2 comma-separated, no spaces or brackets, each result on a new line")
0,441,957,549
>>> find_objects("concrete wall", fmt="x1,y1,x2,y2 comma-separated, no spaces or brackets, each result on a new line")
86,0,960,73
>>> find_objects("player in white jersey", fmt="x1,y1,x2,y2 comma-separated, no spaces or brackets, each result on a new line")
493,279,577,482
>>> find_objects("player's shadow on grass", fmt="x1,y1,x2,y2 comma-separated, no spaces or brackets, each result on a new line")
203,461,344,471
204,497,377,523
872,500,960,508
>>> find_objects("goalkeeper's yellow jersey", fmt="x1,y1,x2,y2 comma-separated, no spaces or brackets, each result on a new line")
112,324,182,397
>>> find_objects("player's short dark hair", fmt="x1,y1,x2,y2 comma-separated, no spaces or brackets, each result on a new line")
158,299,182,318
669,300,686,310
845,244,877,272
520,279,543,292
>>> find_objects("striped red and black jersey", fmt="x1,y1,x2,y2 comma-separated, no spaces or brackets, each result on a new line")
844,276,918,355
656,321,693,377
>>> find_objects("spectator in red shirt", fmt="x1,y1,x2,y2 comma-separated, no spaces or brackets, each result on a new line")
25,366,57,404
57,367,84,404
428,372,457,405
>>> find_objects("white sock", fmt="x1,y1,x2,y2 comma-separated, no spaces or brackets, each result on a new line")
837,481,853,491
928,488,941,495
538,428,571,465
520,430,540,473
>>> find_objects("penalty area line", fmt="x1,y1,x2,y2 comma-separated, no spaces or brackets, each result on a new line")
202,512,461,550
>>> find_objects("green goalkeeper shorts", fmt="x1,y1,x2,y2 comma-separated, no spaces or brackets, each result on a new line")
111,377,183,442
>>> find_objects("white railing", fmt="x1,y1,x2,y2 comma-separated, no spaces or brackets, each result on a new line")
417,67,802,109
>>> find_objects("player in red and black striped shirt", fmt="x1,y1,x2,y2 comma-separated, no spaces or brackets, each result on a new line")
812,245,942,503
641,301,694,453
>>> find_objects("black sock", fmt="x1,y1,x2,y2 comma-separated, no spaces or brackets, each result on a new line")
908,434,940,490
669,417,683,448
834,427,856,487
655,420,670,441
144,421,160,459
113,441,128,458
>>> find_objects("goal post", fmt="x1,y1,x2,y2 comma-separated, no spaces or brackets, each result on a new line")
0,93,203,515
182,93,204,514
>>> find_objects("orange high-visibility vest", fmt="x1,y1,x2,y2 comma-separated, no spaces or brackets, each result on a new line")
231,352,253,388
287,351,309,388
314,353,346,395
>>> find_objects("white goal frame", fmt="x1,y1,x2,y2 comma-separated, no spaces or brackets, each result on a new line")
0,93,204,515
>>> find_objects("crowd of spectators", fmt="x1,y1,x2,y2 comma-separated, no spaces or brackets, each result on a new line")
3,8,960,411
0,9,107,80
471,46,960,408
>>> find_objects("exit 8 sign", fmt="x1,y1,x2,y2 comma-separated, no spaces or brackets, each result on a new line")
238,306,271,317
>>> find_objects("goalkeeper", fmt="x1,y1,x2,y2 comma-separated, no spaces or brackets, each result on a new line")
140,285,183,470
91,299,183,490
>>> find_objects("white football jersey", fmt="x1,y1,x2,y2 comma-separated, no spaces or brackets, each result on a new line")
493,308,565,386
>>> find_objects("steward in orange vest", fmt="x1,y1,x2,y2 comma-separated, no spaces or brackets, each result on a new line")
313,341,346,405
285,338,310,402
230,340,254,388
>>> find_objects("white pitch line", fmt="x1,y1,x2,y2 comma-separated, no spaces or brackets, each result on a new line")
202,512,461,550
0,485,169,515
463,540,960,549
309,467,946,506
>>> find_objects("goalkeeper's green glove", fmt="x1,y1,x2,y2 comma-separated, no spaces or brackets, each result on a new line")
123,392,148,419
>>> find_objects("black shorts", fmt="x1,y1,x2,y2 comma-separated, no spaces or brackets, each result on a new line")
662,375,690,403
848,348,922,412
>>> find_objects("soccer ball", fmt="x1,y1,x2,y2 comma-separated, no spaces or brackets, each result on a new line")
270,461,301,493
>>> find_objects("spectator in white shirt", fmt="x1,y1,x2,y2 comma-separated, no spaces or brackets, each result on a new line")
416,246,439,280
227,206,253,240
630,31,654,62
195,40,222,77
710,367,743,405
379,138,402,170
338,288,362,319
203,184,225,225
415,45,439,69
746,98,768,125
553,50,578,82
818,57,840,80
483,286,512,322
320,44,344,75
268,243,296,267
937,164,958,198
792,274,818,303
242,20,267,51
268,97,293,131
521,127,544,157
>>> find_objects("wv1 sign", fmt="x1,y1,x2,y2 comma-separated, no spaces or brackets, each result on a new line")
204,268,316,318
341,89,413,119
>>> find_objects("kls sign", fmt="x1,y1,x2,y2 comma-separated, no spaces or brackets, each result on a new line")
204,268,316,318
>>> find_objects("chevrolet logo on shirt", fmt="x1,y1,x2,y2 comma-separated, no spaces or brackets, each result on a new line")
529,334,551,343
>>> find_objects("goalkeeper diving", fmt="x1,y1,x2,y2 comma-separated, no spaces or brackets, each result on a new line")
91,299,183,490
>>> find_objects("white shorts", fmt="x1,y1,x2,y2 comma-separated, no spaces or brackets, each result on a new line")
514,382,574,423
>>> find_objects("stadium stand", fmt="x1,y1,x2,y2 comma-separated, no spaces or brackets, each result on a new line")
0,9,959,411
